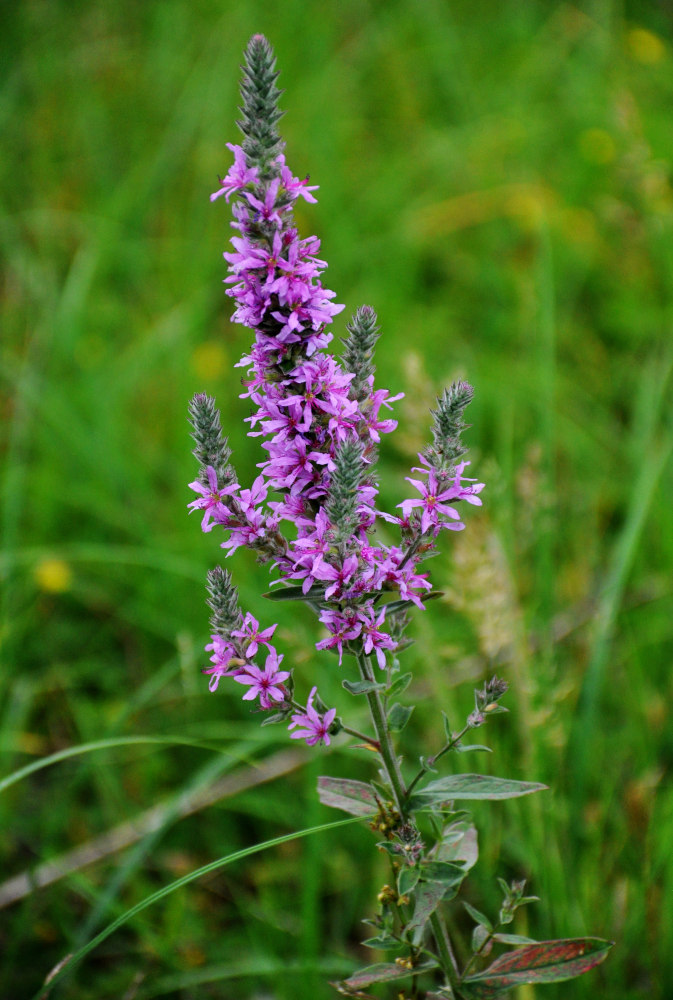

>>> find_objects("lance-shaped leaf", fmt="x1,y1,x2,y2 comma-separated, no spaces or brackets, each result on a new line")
493,933,538,945
398,865,421,896
334,959,438,991
436,819,479,870
460,938,613,998
263,585,328,602
386,671,413,698
362,933,400,951
422,861,466,886
407,880,458,946
388,702,414,732
381,591,443,616
318,776,378,816
343,678,386,695
409,774,547,808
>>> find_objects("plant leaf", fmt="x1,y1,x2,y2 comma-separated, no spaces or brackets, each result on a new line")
361,934,399,950
409,774,547,807
376,841,400,857
421,861,467,886
493,933,538,945
386,672,413,698
335,959,438,991
260,710,291,726
407,881,456,946
32,816,361,999
472,924,491,952
383,591,443,616
436,820,479,870
398,866,421,896
463,901,493,932
441,712,452,741
263,585,329,602
317,776,378,816
388,702,414,732
342,678,386,695
460,938,614,997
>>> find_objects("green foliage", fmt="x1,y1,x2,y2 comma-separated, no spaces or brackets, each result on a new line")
1,2,672,998
460,938,614,998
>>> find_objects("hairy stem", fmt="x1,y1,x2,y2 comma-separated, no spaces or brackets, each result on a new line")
356,649,407,812
357,649,461,997
429,911,460,998
405,722,472,800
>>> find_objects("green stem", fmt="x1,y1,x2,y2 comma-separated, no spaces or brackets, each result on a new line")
341,724,379,747
398,535,424,571
355,650,407,812
405,723,472,800
356,649,461,997
461,923,499,979
429,912,460,998
289,699,379,749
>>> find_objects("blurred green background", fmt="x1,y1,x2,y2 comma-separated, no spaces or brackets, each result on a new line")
2,1,672,997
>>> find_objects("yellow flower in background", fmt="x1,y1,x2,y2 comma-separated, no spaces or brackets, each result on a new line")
579,128,616,165
34,558,72,593
191,341,228,381
627,26,665,64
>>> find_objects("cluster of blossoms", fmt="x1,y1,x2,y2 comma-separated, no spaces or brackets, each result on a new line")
182,39,613,1000
188,35,483,749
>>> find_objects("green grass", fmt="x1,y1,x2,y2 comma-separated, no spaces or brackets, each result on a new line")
2,1,673,997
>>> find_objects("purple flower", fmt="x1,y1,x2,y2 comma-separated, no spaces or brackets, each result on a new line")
220,507,268,557
364,546,432,609
237,474,269,515
450,461,485,505
276,154,319,203
234,647,290,708
358,605,397,669
288,686,336,746
262,436,333,494
231,613,278,658
362,388,403,442
203,635,243,691
188,466,239,531
243,178,284,226
316,608,362,665
313,554,360,600
290,509,333,592
210,144,260,202
411,457,485,507
399,469,464,535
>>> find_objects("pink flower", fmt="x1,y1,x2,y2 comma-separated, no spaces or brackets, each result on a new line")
358,604,397,669
210,144,260,202
234,648,289,709
399,470,464,535
231,613,277,658
188,466,239,531
276,154,319,203
203,635,243,692
316,607,362,665
244,178,284,226
313,554,360,600
288,686,336,746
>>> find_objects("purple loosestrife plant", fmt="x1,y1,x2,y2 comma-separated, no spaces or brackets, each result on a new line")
187,34,612,999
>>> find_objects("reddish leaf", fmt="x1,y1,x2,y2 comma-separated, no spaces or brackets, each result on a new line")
461,937,613,997
335,959,438,991
317,776,377,816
